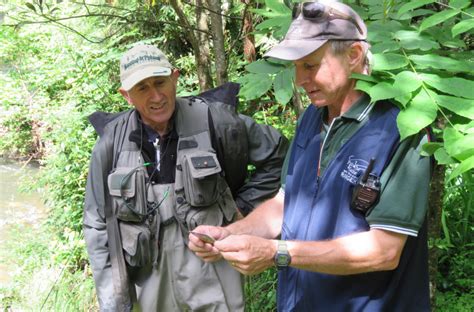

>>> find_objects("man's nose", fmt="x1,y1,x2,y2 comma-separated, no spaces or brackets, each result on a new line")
149,87,164,101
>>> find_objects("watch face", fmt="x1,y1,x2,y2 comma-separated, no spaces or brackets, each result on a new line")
275,253,291,267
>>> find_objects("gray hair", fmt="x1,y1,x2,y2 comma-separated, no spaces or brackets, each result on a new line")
328,40,372,74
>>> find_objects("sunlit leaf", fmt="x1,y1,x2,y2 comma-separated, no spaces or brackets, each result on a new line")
372,53,408,71
422,142,443,156
452,18,474,37
355,80,375,94
393,71,422,94
245,60,284,74
394,92,412,108
256,16,292,31
265,0,291,14
368,82,400,102
434,147,456,165
444,128,474,161
394,9,435,21
449,0,472,9
434,94,474,119
447,155,474,181
397,0,435,17
371,41,400,53
421,74,474,99
238,73,273,100
409,54,474,73
419,9,460,32
394,30,440,50
351,73,379,83
397,89,437,140
273,67,294,105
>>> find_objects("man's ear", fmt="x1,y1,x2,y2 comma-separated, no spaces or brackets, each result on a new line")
119,88,133,105
171,69,180,83
348,42,364,72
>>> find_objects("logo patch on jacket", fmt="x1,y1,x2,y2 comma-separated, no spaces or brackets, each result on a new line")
340,156,368,184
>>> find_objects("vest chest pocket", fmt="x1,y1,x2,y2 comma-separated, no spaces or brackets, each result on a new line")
108,167,148,222
182,151,222,207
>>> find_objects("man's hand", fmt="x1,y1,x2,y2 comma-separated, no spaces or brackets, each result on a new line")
214,235,276,275
188,225,231,262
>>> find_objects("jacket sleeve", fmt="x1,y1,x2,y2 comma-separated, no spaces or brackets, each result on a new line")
233,114,289,215
83,135,121,311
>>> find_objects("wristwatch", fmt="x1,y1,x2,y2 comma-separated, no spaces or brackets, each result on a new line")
274,240,291,269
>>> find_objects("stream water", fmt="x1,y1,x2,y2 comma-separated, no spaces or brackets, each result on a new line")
0,158,47,288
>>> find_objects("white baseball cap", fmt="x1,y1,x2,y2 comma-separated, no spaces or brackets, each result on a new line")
120,44,173,91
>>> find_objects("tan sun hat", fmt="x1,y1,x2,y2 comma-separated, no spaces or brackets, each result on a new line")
120,44,173,91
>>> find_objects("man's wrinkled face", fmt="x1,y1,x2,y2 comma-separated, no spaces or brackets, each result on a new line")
120,70,179,132
294,43,353,109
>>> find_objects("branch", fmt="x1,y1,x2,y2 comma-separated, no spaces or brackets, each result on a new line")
182,0,243,20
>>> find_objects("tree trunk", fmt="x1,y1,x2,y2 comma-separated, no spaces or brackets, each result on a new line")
195,0,214,90
169,0,213,91
428,163,446,309
292,84,305,117
241,0,256,63
207,0,228,86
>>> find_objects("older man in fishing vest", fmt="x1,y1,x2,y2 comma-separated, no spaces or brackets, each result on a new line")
83,44,288,311
189,1,432,311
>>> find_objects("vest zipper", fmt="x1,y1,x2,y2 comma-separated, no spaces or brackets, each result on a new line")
153,137,161,172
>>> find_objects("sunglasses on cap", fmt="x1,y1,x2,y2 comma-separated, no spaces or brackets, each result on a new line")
292,2,363,35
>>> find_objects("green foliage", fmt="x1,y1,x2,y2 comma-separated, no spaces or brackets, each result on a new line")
245,268,278,312
241,0,474,179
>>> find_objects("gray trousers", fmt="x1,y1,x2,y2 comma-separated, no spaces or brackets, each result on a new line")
132,184,244,312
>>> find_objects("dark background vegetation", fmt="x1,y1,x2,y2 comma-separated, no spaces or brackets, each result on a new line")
0,0,472,310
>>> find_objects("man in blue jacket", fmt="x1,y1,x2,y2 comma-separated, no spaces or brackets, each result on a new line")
189,1,432,311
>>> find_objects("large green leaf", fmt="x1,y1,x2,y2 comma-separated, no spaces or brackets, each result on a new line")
265,0,291,15
447,156,474,181
251,8,285,18
434,148,456,165
368,82,400,102
449,0,472,9
238,73,273,100
372,53,408,71
452,18,474,37
420,74,474,99
351,73,379,83
409,54,474,73
393,71,422,94
434,94,474,119
419,9,460,32
273,67,294,105
444,128,474,161
394,30,440,50
421,142,443,156
397,89,437,140
397,0,435,17
245,60,285,74
355,80,375,94
256,16,292,31
371,41,401,53
394,9,435,21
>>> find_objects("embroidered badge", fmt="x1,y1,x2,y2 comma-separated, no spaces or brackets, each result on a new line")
340,156,368,184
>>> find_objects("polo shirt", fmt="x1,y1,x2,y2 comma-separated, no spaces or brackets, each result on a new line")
278,95,431,311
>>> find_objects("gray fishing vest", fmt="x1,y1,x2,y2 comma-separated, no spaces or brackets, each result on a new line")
107,97,238,268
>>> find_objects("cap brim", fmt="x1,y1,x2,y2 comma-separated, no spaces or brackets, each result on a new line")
121,67,172,91
263,39,328,61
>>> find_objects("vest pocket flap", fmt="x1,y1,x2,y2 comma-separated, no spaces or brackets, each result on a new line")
108,167,137,197
119,222,153,267
185,152,221,179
